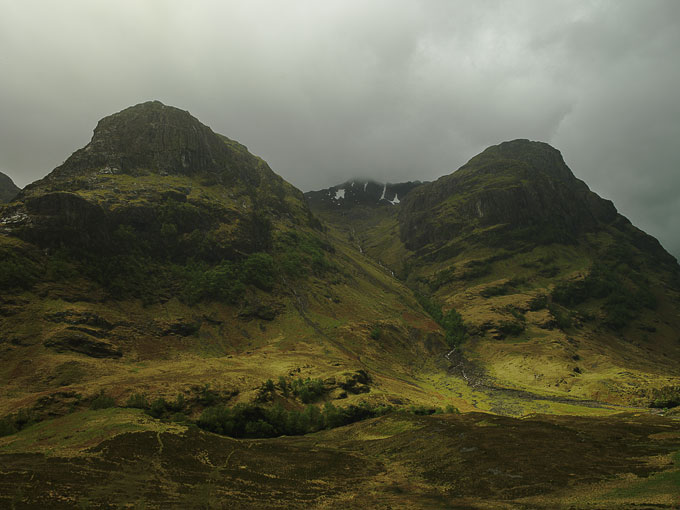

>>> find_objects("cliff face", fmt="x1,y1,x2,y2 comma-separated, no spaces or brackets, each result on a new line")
0,172,20,203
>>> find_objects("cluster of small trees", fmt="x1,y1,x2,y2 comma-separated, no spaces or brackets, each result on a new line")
649,386,680,409
257,377,327,404
125,392,188,419
416,293,467,347
197,401,392,438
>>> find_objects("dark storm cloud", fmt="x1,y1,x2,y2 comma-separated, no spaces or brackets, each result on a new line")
1,0,679,256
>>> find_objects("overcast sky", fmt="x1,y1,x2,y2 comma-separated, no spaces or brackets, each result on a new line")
1,0,679,257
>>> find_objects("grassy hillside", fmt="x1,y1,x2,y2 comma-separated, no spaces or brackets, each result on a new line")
0,102,455,438
309,140,680,407
1,108,680,509
0,408,678,509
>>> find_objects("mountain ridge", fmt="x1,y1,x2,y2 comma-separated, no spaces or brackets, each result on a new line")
1,104,680,509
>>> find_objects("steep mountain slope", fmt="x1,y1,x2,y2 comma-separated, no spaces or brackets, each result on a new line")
0,171,20,203
311,140,680,405
0,101,448,427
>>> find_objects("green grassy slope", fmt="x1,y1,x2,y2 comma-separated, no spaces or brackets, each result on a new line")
0,409,678,509
309,140,680,406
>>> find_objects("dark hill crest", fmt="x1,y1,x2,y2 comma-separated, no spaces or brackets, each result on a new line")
38,101,268,188
398,139,624,255
2,101,314,256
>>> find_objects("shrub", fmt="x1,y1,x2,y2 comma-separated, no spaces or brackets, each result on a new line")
416,293,468,348
147,398,169,419
408,405,440,415
197,401,392,439
256,379,276,403
194,260,246,304
278,376,289,396
291,378,327,404
528,294,547,311
0,249,41,290
429,267,456,291
441,308,467,347
243,253,276,291
90,391,115,410
369,326,381,340
126,393,149,409
499,321,525,336
274,231,335,278
172,393,185,412
198,384,219,406
649,386,680,409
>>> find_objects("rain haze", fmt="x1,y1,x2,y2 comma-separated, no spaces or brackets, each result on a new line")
1,0,679,257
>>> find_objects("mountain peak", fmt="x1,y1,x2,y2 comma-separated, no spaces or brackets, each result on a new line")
46,101,252,182
399,139,621,253
458,139,574,182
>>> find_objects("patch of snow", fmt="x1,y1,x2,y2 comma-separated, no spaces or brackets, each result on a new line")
350,181,354,187
379,183,386,202
388,193,400,205
363,182,368,192
335,189,345,200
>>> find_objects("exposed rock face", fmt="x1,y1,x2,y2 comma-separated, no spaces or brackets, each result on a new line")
0,172,20,203
305,179,424,211
400,140,622,254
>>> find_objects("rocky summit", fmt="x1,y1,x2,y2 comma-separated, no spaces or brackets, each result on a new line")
41,100,264,183
1,105,679,509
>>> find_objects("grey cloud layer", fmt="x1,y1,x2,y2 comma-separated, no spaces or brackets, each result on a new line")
1,0,678,256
